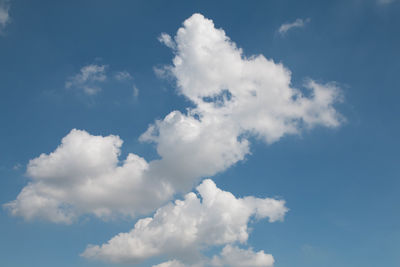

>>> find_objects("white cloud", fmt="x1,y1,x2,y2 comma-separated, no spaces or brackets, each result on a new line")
133,85,139,98
4,129,173,223
211,245,274,267
153,245,274,267
142,13,342,190
66,65,137,96
82,179,287,265
278,18,310,35
66,64,107,95
0,0,10,33
153,260,188,267
6,13,341,224
159,32,176,49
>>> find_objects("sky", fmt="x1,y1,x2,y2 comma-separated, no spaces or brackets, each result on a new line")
0,0,399,266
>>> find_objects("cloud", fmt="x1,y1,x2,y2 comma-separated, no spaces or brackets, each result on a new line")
66,65,136,96
114,71,133,81
66,64,107,95
4,129,173,223
13,163,22,170
0,0,10,33
82,179,287,265
153,260,188,267
133,85,139,98
210,245,274,267
159,32,176,49
154,245,275,267
278,18,310,35
6,13,341,223
144,13,342,189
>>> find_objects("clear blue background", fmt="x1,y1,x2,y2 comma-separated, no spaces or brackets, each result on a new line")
0,0,399,266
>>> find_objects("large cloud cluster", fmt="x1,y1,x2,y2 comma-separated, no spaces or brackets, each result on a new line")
6,13,341,223
5,13,342,266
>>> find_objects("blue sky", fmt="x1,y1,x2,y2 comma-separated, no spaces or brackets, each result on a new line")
0,0,399,266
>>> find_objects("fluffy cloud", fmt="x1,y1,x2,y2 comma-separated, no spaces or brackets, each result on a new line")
82,179,287,265
144,13,341,190
278,18,310,35
4,129,173,223
6,13,341,223
153,245,274,267
210,245,274,267
0,0,10,33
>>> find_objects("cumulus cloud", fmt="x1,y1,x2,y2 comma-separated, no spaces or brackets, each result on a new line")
0,0,10,33
278,18,310,35
145,13,341,190
154,245,274,267
6,13,341,223
82,179,287,265
210,245,274,267
4,129,173,223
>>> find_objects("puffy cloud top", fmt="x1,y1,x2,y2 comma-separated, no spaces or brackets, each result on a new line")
4,129,172,223
82,179,287,265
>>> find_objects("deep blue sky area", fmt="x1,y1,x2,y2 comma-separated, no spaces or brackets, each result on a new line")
0,1,399,267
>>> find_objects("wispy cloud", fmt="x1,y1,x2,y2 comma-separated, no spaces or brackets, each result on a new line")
377,0,396,4
65,64,107,95
13,163,22,170
0,0,11,33
114,70,132,81
133,85,139,99
278,18,311,35
158,32,176,49
66,64,136,96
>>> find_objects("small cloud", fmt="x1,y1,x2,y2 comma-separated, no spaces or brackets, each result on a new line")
0,0,11,33
377,0,395,4
82,86,101,95
13,163,22,170
133,85,139,99
66,64,107,95
158,33,176,49
66,64,137,98
153,65,172,80
278,18,311,36
114,71,132,81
